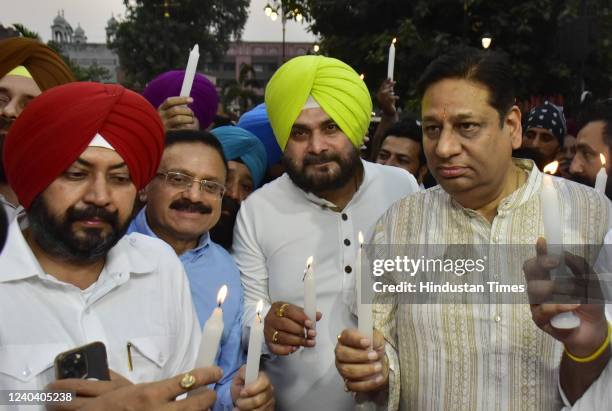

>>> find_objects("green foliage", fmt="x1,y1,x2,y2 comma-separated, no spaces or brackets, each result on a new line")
109,0,249,88
303,0,612,113
221,63,262,116
11,23,40,40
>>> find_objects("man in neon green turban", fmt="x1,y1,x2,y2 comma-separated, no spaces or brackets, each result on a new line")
265,55,372,151
234,55,420,410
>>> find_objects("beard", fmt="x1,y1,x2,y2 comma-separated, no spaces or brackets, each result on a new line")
283,148,361,194
568,173,595,187
209,196,240,250
28,196,134,264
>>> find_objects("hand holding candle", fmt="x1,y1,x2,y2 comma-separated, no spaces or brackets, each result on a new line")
196,285,227,367
594,153,608,193
180,44,200,97
245,300,264,385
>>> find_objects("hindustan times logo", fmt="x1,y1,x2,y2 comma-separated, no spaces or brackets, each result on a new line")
371,256,487,277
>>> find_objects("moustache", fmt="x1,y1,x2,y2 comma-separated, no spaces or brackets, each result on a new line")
170,198,212,214
67,205,119,227
302,153,341,166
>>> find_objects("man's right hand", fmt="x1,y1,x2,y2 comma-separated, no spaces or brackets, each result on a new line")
335,328,388,393
76,367,221,411
376,79,398,117
157,97,199,131
263,301,322,355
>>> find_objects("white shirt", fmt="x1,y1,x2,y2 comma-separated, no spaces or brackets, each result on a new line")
0,220,201,410
234,160,419,411
564,229,612,410
0,194,24,225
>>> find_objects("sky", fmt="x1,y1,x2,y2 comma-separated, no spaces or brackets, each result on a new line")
0,0,317,43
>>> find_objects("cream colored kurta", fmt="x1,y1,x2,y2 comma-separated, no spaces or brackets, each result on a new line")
372,159,612,410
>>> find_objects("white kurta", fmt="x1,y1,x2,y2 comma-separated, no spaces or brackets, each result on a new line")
0,221,201,410
234,160,419,410
372,159,612,410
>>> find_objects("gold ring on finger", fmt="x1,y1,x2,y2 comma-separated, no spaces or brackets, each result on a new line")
277,303,290,318
272,330,280,343
180,372,197,390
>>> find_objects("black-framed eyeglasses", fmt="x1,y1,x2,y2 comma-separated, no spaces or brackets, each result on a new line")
157,171,226,197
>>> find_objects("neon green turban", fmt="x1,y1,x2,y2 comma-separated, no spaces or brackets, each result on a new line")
265,55,372,151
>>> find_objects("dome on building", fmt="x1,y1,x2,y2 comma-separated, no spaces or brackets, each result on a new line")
73,23,86,44
51,10,73,44
107,14,118,28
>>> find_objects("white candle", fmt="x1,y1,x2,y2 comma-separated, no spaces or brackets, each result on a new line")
245,300,264,385
196,285,227,367
387,38,396,81
540,162,580,329
594,153,607,193
356,232,373,347
303,256,316,330
180,44,200,97
541,162,563,249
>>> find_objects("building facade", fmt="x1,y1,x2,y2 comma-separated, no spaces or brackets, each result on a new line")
50,10,120,83
203,41,314,90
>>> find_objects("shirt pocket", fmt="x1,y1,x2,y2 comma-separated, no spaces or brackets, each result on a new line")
0,343,69,387
126,336,173,383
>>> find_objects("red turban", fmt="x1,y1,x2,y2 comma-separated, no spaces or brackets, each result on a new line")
3,82,164,209
0,37,75,91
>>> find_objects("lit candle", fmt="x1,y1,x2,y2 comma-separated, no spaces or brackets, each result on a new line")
180,44,200,97
356,232,373,347
594,153,607,193
540,162,580,329
196,285,227,367
303,256,316,330
387,38,396,81
359,73,365,80
245,300,264,385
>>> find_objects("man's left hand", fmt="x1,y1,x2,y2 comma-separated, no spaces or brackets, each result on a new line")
230,366,275,410
523,237,609,356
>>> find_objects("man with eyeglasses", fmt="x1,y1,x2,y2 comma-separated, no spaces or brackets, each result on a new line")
127,129,274,411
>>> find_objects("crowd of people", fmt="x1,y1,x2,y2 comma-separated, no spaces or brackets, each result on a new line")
0,34,611,410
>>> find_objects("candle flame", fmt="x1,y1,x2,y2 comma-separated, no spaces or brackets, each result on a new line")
303,256,314,281
543,161,559,175
392,38,397,44
359,73,365,80
217,285,228,306
358,231,364,245
601,153,606,167
256,300,263,316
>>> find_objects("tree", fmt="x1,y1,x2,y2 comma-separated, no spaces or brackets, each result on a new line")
220,63,261,116
109,0,249,88
302,0,612,113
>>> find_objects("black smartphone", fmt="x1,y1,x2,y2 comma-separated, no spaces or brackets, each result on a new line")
54,341,111,381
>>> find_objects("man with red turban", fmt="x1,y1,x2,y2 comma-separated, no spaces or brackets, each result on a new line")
0,82,209,405
0,36,75,221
